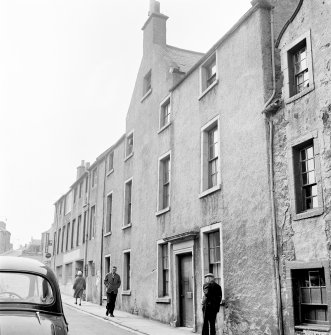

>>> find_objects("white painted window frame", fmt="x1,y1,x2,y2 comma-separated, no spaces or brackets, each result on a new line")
200,222,224,299
156,150,171,216
159,94,172,132
199,51,219,100
125,130,134,161
104,191,113,236
122,177,133,229
199,115,221,198
122,249,131,295
281,30,314,104
156,239,171,303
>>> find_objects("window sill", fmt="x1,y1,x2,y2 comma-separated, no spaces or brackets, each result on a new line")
295,324,330,332
198,80,219,101
156,297,171,304
141,88,152,103
104,232,112,237
124,153,134,162
199,184,221,199
158,122,172,134
122,224,132,230
106,169,114,177
156,207,170,216
293,207,323,221
285,83,315,104
122,290,131,296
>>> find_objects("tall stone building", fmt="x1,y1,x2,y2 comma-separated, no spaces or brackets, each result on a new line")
48,0,331,334
0,221,11,254
269,0,331,334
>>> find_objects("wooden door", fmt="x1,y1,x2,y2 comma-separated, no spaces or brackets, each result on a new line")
179,254,193,327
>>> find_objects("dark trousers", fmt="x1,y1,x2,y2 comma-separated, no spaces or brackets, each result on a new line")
106,291,117,314
202,306,217,335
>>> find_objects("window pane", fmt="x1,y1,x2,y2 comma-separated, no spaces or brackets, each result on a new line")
301,288,310,303
311,185,317,197
322,287,327,304
301,149,306,160
307,146,314,159
308,171,316,184
307,159,315,171
303,306,316,322
311,288,322,304
301,161,307,173
305,197,313,210
316,308,327,322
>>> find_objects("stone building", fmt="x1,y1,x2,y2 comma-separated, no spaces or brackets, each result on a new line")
51,160,90,296
0,221,12,254
48,0,331,334
269,0,331,334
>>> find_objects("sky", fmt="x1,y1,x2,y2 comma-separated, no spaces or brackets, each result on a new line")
0,0,251,249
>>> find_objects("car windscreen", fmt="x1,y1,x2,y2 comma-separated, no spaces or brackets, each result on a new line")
0,272,54,305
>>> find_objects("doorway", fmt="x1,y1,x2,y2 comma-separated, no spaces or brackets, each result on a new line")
178,253,193,327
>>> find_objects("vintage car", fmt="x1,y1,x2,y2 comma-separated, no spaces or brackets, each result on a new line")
0,256,68,334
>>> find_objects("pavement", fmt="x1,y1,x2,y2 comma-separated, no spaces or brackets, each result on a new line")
61,293,194,335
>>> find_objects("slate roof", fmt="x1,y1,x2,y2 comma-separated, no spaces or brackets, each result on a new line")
164,45,204,74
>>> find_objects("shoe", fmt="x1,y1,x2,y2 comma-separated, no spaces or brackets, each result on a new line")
110,313,114,317
79,303,81,306
74,302,77,304
106,310,109,316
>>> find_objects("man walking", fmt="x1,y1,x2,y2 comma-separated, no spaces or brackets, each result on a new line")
202,273,222,335
104,266,121,317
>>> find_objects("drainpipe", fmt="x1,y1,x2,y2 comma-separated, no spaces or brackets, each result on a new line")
84,171,91,295
99,159,107,305
262,8,284,335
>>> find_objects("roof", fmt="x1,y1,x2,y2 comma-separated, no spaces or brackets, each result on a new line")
96,134,126,161
165,45,204,73
0,256,47,275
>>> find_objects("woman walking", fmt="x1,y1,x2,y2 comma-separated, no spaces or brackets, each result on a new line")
73,270,86,306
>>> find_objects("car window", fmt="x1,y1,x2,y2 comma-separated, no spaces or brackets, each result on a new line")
0,272,54,305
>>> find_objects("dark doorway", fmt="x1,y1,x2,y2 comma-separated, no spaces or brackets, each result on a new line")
178,253,193,327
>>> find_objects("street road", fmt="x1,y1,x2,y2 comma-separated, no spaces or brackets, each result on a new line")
64,305,136,335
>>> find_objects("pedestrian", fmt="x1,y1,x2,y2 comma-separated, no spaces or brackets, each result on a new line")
73,270,86,306
202,273,222,335
104,266,121,317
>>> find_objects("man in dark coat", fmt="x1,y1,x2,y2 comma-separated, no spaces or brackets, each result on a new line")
202,273,222,335
104,266,121,317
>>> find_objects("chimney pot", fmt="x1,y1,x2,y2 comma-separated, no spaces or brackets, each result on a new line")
149,0,160,15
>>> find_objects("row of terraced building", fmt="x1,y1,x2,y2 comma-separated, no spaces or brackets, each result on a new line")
45,1,331,334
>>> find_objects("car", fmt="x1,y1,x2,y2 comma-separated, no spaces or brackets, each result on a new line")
0,256,68,334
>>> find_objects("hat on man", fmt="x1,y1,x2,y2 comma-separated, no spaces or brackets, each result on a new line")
204,273,215,278
77,271,83,276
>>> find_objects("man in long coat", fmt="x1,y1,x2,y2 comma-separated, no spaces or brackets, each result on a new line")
104,266,121,317
202,273,222,335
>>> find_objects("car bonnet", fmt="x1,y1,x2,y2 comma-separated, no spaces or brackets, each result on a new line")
0,311,67,335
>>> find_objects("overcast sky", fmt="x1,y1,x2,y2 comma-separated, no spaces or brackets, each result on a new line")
0,0,251,249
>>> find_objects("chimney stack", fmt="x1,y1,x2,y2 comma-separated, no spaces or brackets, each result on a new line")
142,0,168,54
76,160,86,179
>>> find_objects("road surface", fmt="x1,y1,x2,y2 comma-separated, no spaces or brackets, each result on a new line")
64,305,136,335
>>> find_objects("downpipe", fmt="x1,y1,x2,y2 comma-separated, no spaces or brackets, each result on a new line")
262,8,284,335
